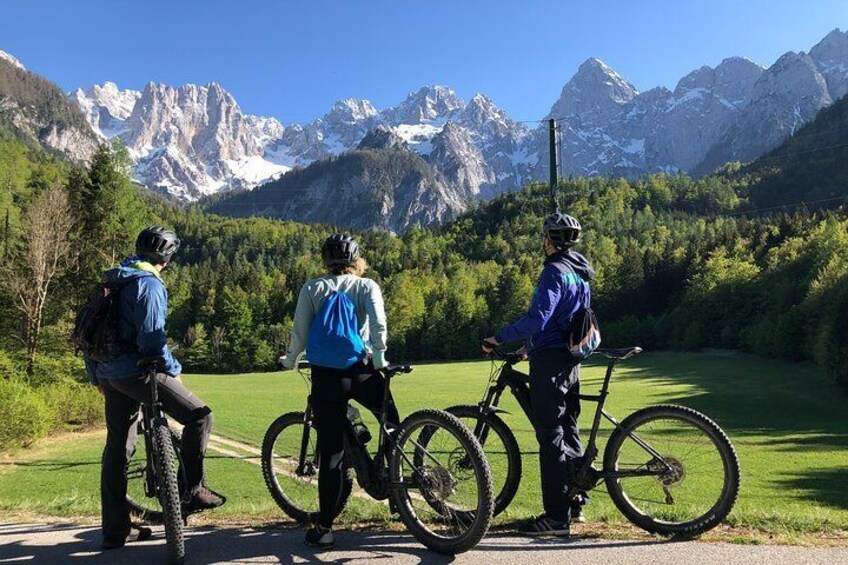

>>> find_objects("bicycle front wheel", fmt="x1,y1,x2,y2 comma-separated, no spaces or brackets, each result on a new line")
152,424,185,565
120,426,182,524
390,409,494,555
603,404,740,537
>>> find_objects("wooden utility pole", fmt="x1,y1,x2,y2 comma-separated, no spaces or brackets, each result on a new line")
548,118,558,210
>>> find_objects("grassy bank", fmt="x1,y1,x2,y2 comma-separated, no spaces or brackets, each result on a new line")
1,351,846,537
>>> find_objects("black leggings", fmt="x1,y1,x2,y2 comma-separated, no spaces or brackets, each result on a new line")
310,361,400,528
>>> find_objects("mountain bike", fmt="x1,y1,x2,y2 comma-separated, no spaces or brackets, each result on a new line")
437,346,740,537
261,360,495,554
109,357,186,564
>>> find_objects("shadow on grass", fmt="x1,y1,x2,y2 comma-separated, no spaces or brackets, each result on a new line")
596,352,848,512
597,353,847,439
0,523,668,564
776,468,848,511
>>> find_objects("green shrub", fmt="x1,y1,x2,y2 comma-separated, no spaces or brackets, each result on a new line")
0,350,22,380
29,353,87,387
39,379,103,430
0,379,55,450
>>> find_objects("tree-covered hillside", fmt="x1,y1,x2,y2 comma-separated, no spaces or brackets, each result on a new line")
723,93,848,210
0,57,98,160
0,125,846,447
206,144,463,232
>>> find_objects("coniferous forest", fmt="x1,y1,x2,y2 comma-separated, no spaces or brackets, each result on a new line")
1,118,847,447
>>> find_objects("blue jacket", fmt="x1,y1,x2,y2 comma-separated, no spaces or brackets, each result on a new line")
496,251,594,354
85,258,182,384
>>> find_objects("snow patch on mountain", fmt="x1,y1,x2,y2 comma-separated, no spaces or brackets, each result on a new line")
65,28,848,208
0,50,25,71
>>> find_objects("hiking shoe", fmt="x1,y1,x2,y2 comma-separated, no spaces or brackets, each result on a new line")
101,525,152,550
570,504,586,523
184,486,226,511
305,525,334,549
517,515,571,537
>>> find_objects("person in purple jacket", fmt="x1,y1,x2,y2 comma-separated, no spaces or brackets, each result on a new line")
482,212,594,537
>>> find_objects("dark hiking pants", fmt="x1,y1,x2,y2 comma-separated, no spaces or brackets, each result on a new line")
529,348,583,523
99,374,212,540
310,361,401,529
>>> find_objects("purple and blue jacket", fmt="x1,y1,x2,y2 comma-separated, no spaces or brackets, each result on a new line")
496,250,595,354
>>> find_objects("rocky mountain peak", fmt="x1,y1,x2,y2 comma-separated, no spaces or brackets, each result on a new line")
83,81,141,122
548,57,638,119
357,125,407,151
810,28,848,63
809,28,848,99
751,51,830,104
0,50,26,71
389,85,465,124
673,57,763,107
462,93,503,125
325,97,378,124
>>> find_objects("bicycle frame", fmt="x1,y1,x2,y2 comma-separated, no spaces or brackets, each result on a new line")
479,354,672,485
139,367,165,498
294,366,450,499
138,366,187,500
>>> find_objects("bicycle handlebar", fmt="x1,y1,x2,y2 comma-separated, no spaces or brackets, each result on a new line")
486,346,526,365
279,358,412,377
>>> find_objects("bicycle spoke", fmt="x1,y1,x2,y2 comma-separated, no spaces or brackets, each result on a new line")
269,424,320,515
613,416,727,524
397,421,483,540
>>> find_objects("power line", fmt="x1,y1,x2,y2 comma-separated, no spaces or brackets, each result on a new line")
749,141,848,163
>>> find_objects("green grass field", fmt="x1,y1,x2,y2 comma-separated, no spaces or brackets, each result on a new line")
1,351,846,538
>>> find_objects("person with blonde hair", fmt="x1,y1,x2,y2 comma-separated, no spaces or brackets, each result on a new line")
280,233,398,549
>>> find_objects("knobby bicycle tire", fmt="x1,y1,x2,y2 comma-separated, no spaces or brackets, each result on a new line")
390,408,494,554
153,424,185,565
440,405,522,517
603,404,740,537
261,411,353,523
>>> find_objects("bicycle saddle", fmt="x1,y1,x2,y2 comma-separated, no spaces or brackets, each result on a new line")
594,347,643,360
136,355,168,369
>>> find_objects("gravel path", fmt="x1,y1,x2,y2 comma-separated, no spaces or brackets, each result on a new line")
1,523,846,565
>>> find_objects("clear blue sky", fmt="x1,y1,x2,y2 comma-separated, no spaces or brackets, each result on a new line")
1,1,844,123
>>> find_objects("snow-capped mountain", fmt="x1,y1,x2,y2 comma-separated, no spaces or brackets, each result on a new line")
537,29,848,180
70,80,530,202
70,81,291,200
64,27,848,210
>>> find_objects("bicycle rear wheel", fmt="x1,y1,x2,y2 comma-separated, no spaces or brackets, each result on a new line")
390,409,494,555
261,411,353,523
153,424,185,565
603,404,740,537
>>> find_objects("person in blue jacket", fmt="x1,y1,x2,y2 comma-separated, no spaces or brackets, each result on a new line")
85,226,224,550
482,212,594,537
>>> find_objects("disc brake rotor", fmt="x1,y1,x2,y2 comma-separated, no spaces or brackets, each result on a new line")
419,465,458,501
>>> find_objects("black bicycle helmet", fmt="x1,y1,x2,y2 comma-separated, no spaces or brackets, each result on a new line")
321,233,360,268
135,226,181,264
543,212,581,249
